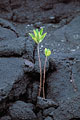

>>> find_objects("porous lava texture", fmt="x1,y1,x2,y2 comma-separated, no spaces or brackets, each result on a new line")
0,0,80,120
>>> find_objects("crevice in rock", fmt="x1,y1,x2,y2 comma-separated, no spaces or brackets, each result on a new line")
0,6,9,12
0,72,40,119
40,3,54,11
9,0,22,10
10,12,28,24
69,62,78,92
0,23,19,37
0,74,29,115
42,13,75,26
44,61,57,99
70,118,80,120
0,54,24,58
59,0,73,4
59,0,80,4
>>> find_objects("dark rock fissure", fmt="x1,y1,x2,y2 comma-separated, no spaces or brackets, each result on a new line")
70,118,80,120
0,23,19,37
0,61,57,118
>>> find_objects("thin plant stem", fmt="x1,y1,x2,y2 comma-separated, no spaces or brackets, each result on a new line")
43,56,47,98
37,44,42,96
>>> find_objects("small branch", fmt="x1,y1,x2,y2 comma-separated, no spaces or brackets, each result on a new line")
37,44,42,96
43,56,47,98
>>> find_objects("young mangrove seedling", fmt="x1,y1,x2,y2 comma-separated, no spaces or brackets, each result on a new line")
43,48,51,98
29,28,47,96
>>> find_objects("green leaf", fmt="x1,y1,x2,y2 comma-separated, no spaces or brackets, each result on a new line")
38,32,42,43
36,29,39,36
45,48,51,57
40,28,43,35
29,33,38,43
41,32,47,40
33,30,37,38
45,48,47,56
36,29,39,41
32,37,38,44
29,33,34,38
29,28,47,44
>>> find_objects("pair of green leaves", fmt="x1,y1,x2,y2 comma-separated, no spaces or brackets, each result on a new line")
44,48,51,57
29,28,51,57
29,28,47,44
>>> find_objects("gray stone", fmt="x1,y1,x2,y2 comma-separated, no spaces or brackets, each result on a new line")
37,110,43,120
32,82,39,102
0,58,30,112
0,0,80,23
0,26,16,41
43,107,55,117
0,37,26,56
0,1,80,120
0,18,18,37
12,9,28,23
40,16,80,61
25,36,35,61
10,0,23,10
0,116,11,120
37,97,58,109
26,81,39,103
0,0,11,12
0,58,24,98
15,23,34,37
47,59,80,102
52,94,80,120
9,101,37,120
44,116,53,120
34,22,43,28
46,15,80,103
24,59,34,73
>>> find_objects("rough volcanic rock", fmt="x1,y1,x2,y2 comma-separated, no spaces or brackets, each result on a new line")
0,58,30,112
0,18,18,36
24,59,34,73
0,0,80,23
0,116,11,120
51,94,80,120
52,15,80,54
26,81,39,103
44,116,53,120
47,59,80,101
37,110,43,120
41,15,80,58
0,1,80,120
9,101,37,120
0,37,26,57
0,26,17,41
37,97,58,109
0,0,11,12
45,14,80,120
25,36,35,61
0,58,24,97
43,107,55,117
46,15,80,103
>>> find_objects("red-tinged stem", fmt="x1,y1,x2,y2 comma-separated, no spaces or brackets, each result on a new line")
43,56,47,98
37,44,42,96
